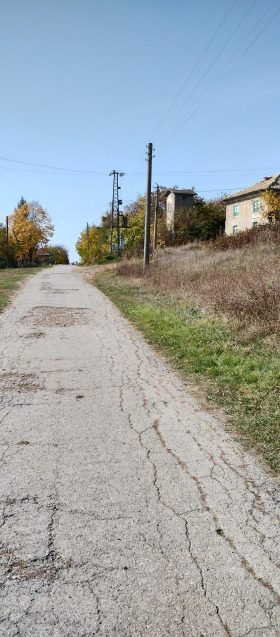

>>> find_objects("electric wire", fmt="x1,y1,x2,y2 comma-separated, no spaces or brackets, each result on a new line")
157,0,280,152
132,0,250,186
0,156,106,175
0,161,277,177
154,0,258,148
152,0,238,145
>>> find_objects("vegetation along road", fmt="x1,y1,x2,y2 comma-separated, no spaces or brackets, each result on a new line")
0,265,279,636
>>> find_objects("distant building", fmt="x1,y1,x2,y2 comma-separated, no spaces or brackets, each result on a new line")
35,248,50,264
164,188,195,232
224,174,280,236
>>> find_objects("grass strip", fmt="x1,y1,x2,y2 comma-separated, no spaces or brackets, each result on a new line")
92,270,280,475
0,268,41,313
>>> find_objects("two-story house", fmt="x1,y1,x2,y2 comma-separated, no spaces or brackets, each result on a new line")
224,174,280,236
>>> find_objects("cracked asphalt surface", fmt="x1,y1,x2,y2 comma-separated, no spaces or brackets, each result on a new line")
0,265,280,637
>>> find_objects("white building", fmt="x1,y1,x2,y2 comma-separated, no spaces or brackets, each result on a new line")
224,174,280,236
164,188,195,232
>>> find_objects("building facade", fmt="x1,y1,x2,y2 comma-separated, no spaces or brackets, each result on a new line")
164,189,195,232
225,174,280,236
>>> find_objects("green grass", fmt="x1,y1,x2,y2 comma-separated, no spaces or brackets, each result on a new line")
92,270,280,475
0,268,41,312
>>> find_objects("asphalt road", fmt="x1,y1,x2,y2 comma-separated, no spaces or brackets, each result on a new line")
0,265,280,637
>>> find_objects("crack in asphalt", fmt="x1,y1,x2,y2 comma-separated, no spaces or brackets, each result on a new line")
0,267,279,636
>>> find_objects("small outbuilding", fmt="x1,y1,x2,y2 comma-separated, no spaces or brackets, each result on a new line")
164,188,195,232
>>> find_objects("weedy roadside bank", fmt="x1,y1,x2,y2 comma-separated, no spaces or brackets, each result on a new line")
0,268,42,313
85,245,280,475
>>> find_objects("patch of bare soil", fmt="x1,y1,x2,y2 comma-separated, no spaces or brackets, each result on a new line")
0,373,42,392
51,289,79,293
25,332,45,339
25,307,91,327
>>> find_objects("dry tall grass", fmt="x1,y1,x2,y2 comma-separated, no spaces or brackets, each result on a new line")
116,242,280,333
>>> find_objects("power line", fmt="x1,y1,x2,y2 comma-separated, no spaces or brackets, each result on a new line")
155,0,258,148
197,188,243,192
157,1,280,151
0,156,106,175
0,164,110,176
152,0,238,145
0,161,277,177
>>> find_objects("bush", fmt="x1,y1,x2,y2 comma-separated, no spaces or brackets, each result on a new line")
211,222,280,250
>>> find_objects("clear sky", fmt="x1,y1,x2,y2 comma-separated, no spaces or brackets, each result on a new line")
0,0,280,261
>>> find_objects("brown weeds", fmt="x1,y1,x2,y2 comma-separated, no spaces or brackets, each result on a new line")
116,242,280,334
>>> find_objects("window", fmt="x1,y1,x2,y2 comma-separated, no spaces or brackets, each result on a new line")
233,204,239,217
253,221,258,227
233,225,238,236
253,199,260,213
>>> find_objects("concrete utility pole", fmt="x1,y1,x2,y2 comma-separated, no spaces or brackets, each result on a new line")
144,143,153,268
109,171,124,255
6,216,9,268
110,198,114,254
153,183,159,252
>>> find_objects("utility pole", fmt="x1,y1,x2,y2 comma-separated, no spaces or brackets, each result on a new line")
6,216,9,268
117,175,121,257
86,222,89,261
110,198,114,254
153,183,159,252
109,171,124,255
144,143,153,268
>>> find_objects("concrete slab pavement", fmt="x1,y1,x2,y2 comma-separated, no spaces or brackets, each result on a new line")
0,265,279,636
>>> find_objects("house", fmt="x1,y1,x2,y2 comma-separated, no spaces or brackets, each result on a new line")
164,188,195,232
224,174,280,236
35,248,50,264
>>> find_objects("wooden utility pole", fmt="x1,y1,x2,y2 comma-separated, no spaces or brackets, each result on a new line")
144,143,153,268
86,222,89,261
153,183,159,252
6,216,9,268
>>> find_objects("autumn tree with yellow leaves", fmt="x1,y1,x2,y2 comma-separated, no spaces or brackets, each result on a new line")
76,223,108,261
9,200,54,265
261,188,280,223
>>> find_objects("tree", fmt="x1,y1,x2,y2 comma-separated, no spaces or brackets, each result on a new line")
122,195,146,254
75,188,226,262
9,201,54,265
0,224,7,268
122,187,170,254
170,195,226,244
260,188,280,222
17,196,27,208
47,245,69,264
0,222,17,268
76,224,104,262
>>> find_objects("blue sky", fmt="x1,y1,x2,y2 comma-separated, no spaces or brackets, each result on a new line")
0,0,280,261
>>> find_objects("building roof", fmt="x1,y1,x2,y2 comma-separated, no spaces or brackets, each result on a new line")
224,174,280,202
36,248,49,256
164,188,195,197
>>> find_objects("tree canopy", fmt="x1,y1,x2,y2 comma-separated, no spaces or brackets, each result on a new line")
9,201,54,265
47,245,69,264
75,187,226,263
261,188,280,222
